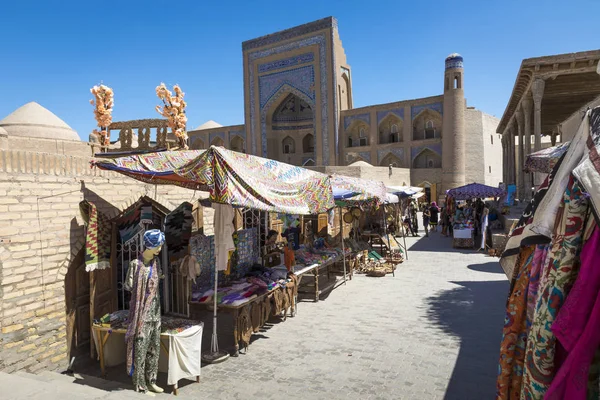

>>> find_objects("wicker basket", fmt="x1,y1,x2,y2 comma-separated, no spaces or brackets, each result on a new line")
366,269,387,277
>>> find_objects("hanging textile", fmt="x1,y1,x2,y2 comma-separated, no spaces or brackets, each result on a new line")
529,113,590,239
546,226,600,400
213,203,235,271
573,107,600,224
521,175,589,399
164,202,194,264
118,206,143,244
79,200,112,272
499,153,565,280
495,245,535,400
140,205,153,224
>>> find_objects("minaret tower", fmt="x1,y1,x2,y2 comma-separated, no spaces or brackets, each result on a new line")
442,53,466,196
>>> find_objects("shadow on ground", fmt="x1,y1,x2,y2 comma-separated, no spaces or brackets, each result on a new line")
426,279,509,400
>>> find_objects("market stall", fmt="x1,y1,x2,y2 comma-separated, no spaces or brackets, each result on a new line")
524,141,570,173
445,183,505,249
93,146,335,362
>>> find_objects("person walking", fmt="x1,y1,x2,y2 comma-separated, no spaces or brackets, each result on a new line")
429,202,440,232
422,204,431,237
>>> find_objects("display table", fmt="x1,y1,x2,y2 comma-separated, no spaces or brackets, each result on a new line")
189,282,295,357
294,255,341,302
91,317,203,395
453,228,474,248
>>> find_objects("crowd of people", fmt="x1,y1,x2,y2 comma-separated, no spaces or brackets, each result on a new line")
401,198,495,251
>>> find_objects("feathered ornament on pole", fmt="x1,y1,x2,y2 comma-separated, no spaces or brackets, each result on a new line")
155,83,188,150
90,84,114,151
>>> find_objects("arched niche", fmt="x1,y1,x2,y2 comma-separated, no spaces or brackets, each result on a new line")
230,135,245,153
346,120,370,148
303,133,314,154
190,138,205,150
378,114,403,144
211,137,225,147
412,109,442,141
413,148,441,169
282,136,296,154
380,152,403,167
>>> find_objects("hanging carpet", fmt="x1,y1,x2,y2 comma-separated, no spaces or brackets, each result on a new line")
164,202,194,265
79,200,112,272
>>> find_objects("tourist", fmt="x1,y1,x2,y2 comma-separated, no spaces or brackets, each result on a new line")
440,207,447,236
429,202,440,232
422,204,431,237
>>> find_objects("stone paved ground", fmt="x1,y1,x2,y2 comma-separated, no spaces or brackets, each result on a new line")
81,227,509,400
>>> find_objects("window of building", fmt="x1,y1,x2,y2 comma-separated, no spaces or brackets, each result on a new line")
489,166,492,173
360,137,367,146
283,144,291,154
389,133,397,143
348,137,353,147
490,135,494,145
359,128,366,137
425,120,436,139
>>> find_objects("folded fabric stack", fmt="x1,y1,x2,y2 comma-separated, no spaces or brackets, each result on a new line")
161,316,202,335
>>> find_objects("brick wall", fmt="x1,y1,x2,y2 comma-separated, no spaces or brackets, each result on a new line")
0,149,198,373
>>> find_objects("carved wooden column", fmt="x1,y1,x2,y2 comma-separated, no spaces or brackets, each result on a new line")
522,97,533,199
532,78,546,188
501,133,508,184
508,126,516,185
515,111,525,200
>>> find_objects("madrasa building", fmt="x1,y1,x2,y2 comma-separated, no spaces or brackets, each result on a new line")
188,17,502,202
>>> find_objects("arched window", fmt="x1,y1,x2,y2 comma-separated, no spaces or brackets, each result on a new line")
389,124,399,143
391,124,398,133
348,137,353,148
359,128,367,146
425,120,436,139
282,136,295,154
303,134,315,153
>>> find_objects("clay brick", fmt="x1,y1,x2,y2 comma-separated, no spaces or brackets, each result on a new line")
3,290,24,300
18,343,36,352
0,226,19,236
11,249,38,259
2,259,24,269
50,354,66,363
3,305,23,317
2,323,24,333
9,204,32,212
9,244,29,252
2,274,25,284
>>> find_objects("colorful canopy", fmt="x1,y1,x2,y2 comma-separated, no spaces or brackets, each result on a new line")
446,182,505,200
330,174,388,205
92,146,334,215
524,141,570,173
387,185,424,198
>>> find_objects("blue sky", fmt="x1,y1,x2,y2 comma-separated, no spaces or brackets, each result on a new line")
1,0,598,141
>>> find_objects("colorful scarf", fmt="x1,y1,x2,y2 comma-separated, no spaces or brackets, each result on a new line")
79,200,111,272
125,257,160,376
495,245,535,400
521,175,589,399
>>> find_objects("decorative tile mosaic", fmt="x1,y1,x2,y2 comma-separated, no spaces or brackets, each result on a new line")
330,25,339,164
378,148,405,165
445,55,464,70
343,113,370,130
272,93,314,123
411,102,443,119
209,131,226,144
411,143,442,161
242,17,335,51
347,151,371,163
229,130,246,140
248,33,330,165
258,52,314,73
376,108,404,125
259,66,315,109
272,124,314,131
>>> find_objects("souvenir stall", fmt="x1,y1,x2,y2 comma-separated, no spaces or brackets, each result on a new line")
446,183,505,249
93,146,335,360
495,107,600,400
387,185,425,258
524,141,570,174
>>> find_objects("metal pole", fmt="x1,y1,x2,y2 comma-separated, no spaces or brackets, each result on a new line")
340,207,347,284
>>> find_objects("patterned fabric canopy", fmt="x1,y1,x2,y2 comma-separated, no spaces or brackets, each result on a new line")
446,182,505,200
524,142,570,173
330,174,388,205
92,146,334,215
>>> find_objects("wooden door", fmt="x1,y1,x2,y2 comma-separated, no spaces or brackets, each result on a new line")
89,222,117,358
65,248,90,358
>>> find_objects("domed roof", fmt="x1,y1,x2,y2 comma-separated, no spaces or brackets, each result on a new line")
0,102,79,141
446,53,462,60
348,160,373,167
194,120,223,130
445,53,464,70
